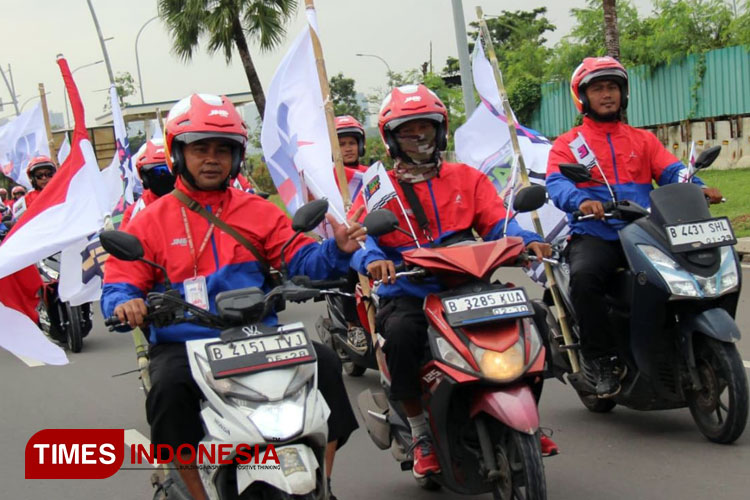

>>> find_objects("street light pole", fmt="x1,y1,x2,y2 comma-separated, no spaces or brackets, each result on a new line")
86,0,115,85
135,16,159,104
64,60,104,129
20,92,51,112
451,0,476,116
356,53,393,81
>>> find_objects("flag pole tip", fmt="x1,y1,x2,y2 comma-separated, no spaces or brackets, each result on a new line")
56,54,65,61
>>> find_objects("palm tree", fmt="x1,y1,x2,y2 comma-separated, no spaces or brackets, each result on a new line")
158,0,298,118
602,0,620,60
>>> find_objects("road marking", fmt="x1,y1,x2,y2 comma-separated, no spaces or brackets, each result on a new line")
124,429,158,467
14,354,45,367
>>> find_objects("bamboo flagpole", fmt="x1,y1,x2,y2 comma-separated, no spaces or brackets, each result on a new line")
38,83,57,161
303,0,384,371
476,7,580,373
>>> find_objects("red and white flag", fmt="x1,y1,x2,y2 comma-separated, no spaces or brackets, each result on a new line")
0,55,111,365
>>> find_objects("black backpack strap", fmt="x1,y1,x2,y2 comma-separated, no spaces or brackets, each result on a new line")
398,181,433,242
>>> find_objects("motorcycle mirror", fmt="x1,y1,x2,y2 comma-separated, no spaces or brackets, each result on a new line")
694,145,721,171
292,199,329,233
558,163,593,183
513,185,548,213
100,230,144,261
363,209,400,237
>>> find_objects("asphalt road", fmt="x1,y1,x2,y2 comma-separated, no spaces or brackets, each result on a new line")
2,268,750,499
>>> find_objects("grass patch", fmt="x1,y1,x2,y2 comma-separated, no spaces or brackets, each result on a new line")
697,168,750,238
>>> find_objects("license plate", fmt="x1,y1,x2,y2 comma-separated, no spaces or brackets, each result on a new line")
442,288,532,327
206,328,315,379
664,217,736,252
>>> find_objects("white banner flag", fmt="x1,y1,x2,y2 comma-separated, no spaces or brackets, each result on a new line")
57,134,71,165
0,103,50,189
260,7,345,220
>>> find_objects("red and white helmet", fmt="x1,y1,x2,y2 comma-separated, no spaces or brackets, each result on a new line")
165,94,248,179
134,138,167,176
26,156,57,188
11,186,27,198
570,56,629,114
335,115,366,157
378,84,448,159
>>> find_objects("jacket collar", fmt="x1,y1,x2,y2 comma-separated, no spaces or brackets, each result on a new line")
175,176,229,207
582,116,622,134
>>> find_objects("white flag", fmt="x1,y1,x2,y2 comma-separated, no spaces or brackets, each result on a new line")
151,119,163,140
57,134,71,165
680,141,697,183
260,8,345,220
454,36,568,283
361,162,397,212
0,103,50,189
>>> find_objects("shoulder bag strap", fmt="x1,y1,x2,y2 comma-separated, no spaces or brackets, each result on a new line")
397,181,433,242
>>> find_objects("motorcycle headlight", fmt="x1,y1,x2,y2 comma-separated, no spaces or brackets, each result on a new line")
195,353,268,403
469,337,525,382
435,337,473,371
638,244,739,299
248,385,306,442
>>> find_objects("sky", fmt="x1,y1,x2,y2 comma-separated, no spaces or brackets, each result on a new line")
0,0,654,126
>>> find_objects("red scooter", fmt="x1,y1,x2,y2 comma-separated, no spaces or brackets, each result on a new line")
357,186,552,499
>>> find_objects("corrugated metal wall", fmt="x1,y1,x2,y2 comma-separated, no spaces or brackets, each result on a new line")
529,46,750,138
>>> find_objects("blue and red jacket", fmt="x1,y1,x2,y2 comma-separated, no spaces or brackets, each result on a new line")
546,117,704,240
348,162,541,299
102,178,351,344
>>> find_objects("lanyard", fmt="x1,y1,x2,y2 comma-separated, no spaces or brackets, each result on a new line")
181,205,223,277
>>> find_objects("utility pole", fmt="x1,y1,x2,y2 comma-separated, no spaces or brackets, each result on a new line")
451,0,476,116
0,64,20,116
86,0,116,84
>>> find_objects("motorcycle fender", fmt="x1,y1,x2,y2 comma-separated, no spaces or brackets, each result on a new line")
681,308,741,343
469,385,539,435
237,444,319,496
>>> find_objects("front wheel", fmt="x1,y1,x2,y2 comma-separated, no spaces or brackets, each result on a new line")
491,429,546,500
65,304,83,353
687,337,748,444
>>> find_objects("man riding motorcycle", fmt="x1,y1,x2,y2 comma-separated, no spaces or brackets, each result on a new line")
12,156,56,219
348,84,557,478
120,138,176,229
102,93,364,500
10,185,27,208
545,56,724,398
335,115,368,173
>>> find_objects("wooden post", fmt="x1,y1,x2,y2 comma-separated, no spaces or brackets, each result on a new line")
476,7,580,373
303,0,382,370
38,83,57,160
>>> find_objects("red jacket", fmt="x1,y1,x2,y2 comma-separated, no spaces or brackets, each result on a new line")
120,189,159,229
348,162,540,298
546,117,702,240
102,178,351,343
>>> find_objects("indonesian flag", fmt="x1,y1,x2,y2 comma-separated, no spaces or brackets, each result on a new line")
0,55,110,365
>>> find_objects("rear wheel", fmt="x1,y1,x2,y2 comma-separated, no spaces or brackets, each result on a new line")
491,429,546,500
687,337,748,444
65,304,83,353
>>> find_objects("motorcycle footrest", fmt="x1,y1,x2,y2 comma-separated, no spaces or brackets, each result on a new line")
558,343,580,351
400,460,414,471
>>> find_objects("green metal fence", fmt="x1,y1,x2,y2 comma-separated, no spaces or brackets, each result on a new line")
529,45,750,138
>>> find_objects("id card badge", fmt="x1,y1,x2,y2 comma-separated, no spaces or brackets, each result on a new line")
184,276,210,311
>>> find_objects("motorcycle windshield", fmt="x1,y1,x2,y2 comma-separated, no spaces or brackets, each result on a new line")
401,238,525,279
649,183,712,227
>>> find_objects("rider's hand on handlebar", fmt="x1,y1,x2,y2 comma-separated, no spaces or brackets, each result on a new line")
367,259,397,284
329,206,367,254
703,186,724,204
114,298,148,328
578,200,605,220
526,241,551,259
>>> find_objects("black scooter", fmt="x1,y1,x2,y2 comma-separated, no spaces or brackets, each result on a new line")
545,146,748,444
36,254,93,353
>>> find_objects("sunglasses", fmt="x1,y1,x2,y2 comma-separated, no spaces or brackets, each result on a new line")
142,164,171,176
13,193,24,198
34,171,55,180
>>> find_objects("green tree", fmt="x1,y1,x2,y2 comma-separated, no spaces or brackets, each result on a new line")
158,0,298,119
727,1,750,45
103,72,137,112
329,73,366,123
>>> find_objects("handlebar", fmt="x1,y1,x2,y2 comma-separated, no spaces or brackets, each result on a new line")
373,269,428,287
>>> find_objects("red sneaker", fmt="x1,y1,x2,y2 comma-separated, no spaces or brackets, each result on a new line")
410,435,441,478
540,434,559,457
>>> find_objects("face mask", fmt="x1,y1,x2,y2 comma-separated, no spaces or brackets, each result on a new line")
395,126,438,164
142,165,176,196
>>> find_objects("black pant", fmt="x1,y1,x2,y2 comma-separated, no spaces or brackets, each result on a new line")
568,234,628,359
146,341,359,460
